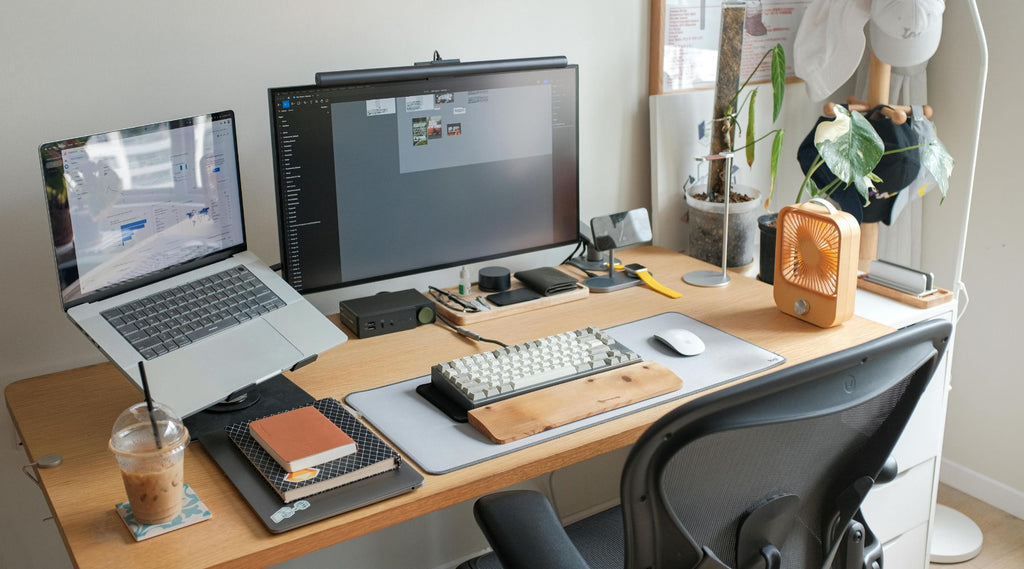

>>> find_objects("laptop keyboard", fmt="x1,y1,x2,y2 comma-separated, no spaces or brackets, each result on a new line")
101,265,286,360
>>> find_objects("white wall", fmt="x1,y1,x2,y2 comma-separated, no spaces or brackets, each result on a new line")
0,2,650,567
938,0,1024,517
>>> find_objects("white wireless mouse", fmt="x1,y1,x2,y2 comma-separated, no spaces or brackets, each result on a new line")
653,328,706,356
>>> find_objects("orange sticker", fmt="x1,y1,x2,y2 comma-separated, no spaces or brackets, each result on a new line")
284,468,320,483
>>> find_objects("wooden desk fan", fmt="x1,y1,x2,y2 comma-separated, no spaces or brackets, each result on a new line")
774,198,860,328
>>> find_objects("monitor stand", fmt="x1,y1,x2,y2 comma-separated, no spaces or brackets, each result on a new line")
183,374,314,440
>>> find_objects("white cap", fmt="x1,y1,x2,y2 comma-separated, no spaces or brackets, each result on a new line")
794,0,871,101
869,0,945,67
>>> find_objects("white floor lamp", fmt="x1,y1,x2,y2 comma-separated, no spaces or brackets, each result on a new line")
930,504,983,564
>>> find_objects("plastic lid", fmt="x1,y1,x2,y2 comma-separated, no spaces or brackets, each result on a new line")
109,402,188,455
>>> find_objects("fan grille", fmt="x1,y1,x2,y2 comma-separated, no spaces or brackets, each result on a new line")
779,213,841,296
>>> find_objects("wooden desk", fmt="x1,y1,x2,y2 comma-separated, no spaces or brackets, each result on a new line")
5,247,893,569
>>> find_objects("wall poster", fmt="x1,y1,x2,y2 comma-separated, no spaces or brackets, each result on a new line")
649,0,810,95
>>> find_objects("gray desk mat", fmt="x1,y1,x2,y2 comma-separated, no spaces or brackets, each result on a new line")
346,312,784,474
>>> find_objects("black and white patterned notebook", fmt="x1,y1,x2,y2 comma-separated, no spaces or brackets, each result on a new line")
225,398,399,502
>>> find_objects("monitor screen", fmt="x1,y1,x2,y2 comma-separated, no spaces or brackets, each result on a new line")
268,63,579,294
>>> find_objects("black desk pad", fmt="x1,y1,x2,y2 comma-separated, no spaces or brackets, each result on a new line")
202,430,423,533
192,375,423,533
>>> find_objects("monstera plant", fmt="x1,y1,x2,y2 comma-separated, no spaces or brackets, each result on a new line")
796,104,953,205
757,104,954,283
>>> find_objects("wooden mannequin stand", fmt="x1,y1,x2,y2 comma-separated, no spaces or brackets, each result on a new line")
828,54,953,308
820,52,937,272
860,51,891,272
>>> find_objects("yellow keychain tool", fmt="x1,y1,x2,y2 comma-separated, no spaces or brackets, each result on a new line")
624,263,681,299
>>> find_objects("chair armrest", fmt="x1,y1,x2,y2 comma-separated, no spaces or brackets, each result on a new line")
473,490,591,569
876,456,898,484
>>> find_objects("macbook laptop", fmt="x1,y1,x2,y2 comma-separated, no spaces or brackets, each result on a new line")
39,110,347,418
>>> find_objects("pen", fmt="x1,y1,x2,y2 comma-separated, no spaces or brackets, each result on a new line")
447,291,478,311
430,286,479,311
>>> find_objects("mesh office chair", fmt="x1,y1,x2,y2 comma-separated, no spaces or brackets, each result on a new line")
459,318,951,569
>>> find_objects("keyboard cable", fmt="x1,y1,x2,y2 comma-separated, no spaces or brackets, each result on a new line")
434,312,508,348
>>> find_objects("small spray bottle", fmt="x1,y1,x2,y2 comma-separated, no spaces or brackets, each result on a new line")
459,266,472,296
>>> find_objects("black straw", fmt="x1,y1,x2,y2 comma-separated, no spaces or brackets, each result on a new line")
138,361,163,450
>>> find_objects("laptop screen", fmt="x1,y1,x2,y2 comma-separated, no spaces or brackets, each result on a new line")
40,111,247,309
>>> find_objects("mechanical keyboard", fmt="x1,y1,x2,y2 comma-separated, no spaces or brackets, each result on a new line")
100,265,286,360
430,325,641,410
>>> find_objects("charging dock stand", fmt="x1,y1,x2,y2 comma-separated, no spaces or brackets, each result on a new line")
582,208,651,293
584,247,641,292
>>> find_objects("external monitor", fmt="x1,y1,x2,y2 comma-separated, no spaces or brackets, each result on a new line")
268,58,579,294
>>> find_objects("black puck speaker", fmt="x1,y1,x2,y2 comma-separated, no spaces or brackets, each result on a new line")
478,266,511,292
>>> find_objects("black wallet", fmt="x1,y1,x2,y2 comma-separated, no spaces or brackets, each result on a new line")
513,267,579,296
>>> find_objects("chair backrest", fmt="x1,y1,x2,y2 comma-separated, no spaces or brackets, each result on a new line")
620,318,951,569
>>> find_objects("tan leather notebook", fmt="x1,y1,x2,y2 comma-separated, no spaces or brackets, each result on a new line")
249,405,357,472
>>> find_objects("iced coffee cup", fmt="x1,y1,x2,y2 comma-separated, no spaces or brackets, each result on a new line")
108,402,189,525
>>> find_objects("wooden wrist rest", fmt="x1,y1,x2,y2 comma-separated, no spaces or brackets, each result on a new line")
467,361,682,444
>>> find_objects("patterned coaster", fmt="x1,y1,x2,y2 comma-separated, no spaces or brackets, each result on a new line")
115,483,212,541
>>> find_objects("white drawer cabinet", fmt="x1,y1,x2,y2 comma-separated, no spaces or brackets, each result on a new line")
855,290,957,568
881,522,930,568
862,458,936,543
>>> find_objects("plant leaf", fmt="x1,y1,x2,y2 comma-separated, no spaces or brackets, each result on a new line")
814,106,883,184
799,174,821,203
852,175,873,205
771,43,785,122
814,108,851,144
919,136,954,198
746,88,757,167
767,129,784,206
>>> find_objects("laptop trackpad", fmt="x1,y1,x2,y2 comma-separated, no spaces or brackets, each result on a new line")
145,320,303,416
263,301,348,355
